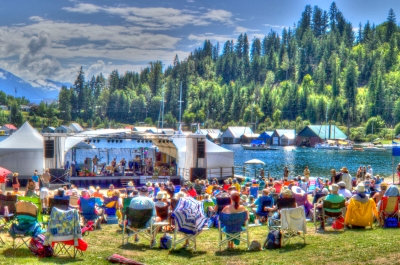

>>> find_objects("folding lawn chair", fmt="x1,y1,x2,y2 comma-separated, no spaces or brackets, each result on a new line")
250,186,259,199
69,195,79,209
378,196,399,228
18,196,44,226
280,206,307,245
80,197,102,230
104,196,119,216
268,198,296,231
345,197,377,229
172,197,208,251
0,194,17,229
320,200,346,232
218,212,250,251
48,197,70,213
122,207,160,247
45,208,87,258
9,201,41,250
203,201,215,217
122,197,133,215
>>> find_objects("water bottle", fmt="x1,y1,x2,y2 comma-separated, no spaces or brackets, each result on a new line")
4,206,8,216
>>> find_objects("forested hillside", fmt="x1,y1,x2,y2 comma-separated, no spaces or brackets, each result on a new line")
55,2,400,141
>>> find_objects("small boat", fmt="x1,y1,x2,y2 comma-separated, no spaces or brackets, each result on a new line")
363,145,386,152
338,145,353,150
314,143,339,150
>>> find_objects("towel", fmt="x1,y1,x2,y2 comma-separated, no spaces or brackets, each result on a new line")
280,206,307,234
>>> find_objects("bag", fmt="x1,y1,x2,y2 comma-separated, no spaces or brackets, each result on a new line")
249,240,261,251
332,217,344,230
384,217,398,228
264,230,281,249
29,234,54,258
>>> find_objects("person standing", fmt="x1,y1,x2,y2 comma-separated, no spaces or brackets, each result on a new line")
32,170,40,193
41,168,51,188
92,155,99,174
120,158,126,175
283,166,289,181
12,172,19,189
0,172,7,193
304,166,310,182
367,165,373,177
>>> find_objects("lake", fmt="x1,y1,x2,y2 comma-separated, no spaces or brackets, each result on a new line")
223,144,396,179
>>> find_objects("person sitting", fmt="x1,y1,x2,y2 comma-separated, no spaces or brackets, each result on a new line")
317,184,345,230
12,187,22,196
373,182,388,205
186,184,198,198
221,191,249,249
273,181,282,194
280,186,293,199
129,186,157,246
54,188,69,200
154,191,169,222
232,178,241,193
193,179,202,195
345,184,378,228
313,188,329,205
250,189,274,222
337,181,352,200
93,186,104,200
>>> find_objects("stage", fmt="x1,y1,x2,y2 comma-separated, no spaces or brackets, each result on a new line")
67,174,182,188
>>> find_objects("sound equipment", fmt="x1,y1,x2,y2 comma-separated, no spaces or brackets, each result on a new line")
197,141,205,158
44,140,54,158
190,167,206,181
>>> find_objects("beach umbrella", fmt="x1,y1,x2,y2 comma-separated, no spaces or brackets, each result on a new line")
173,197,207,235
244,159,265,165
0,167,12,175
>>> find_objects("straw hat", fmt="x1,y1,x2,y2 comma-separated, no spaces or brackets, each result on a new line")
146,181,152,187
341,167,349,173
156,191,167,200
281,187,292,197
380,182,388,190
357,184,365,193
331,184,339,192
127,181,134,187
175,191,186,198
337,181,346,188
12,172,18,177
291,186,305,196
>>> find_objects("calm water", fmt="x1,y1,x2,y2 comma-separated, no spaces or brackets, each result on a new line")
65,139,397,179
223,144,396,179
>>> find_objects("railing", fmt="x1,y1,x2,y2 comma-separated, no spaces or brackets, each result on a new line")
178,167,235,180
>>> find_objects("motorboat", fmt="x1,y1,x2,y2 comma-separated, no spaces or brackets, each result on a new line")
339,145,353,150
363,145,386,152
314,143,339,150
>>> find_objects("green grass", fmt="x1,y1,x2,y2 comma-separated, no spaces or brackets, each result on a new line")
1,223,400,265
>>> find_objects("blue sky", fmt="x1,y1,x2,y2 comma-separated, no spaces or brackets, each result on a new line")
0,0,399,83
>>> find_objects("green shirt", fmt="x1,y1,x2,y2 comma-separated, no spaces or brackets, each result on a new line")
324,194,345,212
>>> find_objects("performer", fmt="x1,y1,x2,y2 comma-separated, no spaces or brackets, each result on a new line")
92,155,99,174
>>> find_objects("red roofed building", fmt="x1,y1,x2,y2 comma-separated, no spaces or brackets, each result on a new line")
1,124,18,135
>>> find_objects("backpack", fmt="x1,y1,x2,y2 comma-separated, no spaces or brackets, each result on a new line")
29,234,54,258
264,230,282,249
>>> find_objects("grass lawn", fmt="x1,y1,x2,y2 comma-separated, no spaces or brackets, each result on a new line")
1,222,400,265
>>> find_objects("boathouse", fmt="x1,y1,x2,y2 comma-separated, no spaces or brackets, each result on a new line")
271,129,296,146
220,126,253,144
258,131,273,145
296,125,347,146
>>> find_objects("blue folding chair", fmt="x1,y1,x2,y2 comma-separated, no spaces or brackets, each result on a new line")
174,185,181,194
250,186,259,199
218,212,249,251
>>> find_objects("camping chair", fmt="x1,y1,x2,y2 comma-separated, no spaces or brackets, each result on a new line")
155,205,169,222
321,200,346,232
279,206,307,245
0,194,18,229
313,196,326,231
104,196,119,216
122,207,163,248
218,212,249,251
378,196,399,227
250,186,259,199
80,197,101,230
46,208,87,258
9,201,40,250
203,201,215,217
256,196,274,222
308,179,316,193
122,197,133,215
268,198,296,231
18,196,44,226
345,197,378,229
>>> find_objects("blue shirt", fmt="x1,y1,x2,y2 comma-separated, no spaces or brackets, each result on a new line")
32,175,39,183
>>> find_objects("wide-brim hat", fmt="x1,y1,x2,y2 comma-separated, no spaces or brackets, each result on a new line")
380,182,388,189
146,182,152,187
12,172,18,177
282,187,292,196
291,186,305,196
357,184,365,193
341,167,349,173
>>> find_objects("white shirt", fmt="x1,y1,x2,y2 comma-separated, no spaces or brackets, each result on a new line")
367,167,373,177
338,188,352,199
341,173,352,191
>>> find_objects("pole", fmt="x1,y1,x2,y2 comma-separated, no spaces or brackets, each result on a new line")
179,81,183,128
161,83,165,129
347,101,350,138
393,156,395,185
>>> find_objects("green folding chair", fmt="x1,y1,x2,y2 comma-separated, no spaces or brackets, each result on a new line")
18,196,44,226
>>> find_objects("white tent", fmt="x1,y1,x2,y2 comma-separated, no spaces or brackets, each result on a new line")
0,121,44,176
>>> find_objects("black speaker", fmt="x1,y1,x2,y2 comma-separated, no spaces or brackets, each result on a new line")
197,141,205,158
44,140,54,158
190,167,206,181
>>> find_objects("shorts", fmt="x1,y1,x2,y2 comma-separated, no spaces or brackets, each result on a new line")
42,182,50,188
35,182,39,190
40,189,49,200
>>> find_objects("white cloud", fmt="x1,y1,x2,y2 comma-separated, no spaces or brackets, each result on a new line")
29,16,45,22
63,3,102,14
0,72,6,79
234,26,260,34
264,23,287,29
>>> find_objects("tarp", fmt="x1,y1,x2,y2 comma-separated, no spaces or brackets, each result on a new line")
0,121,44,175
250,140,265,145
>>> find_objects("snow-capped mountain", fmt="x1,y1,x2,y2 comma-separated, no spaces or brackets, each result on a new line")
0,69,71,103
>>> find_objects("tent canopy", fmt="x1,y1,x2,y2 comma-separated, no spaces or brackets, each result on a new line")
244,159,265,165
0,121,44,176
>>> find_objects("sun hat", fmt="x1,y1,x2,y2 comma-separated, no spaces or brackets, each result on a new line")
337,181,346,188
13,172,18,176
175,191,186,198
127,181,134,186
380,182,388,190
281,187,292,197
331,184,339,192
291,186,305,196
357,184,365,193
146,181,152,187
156,191,167,200
341,167,349,173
